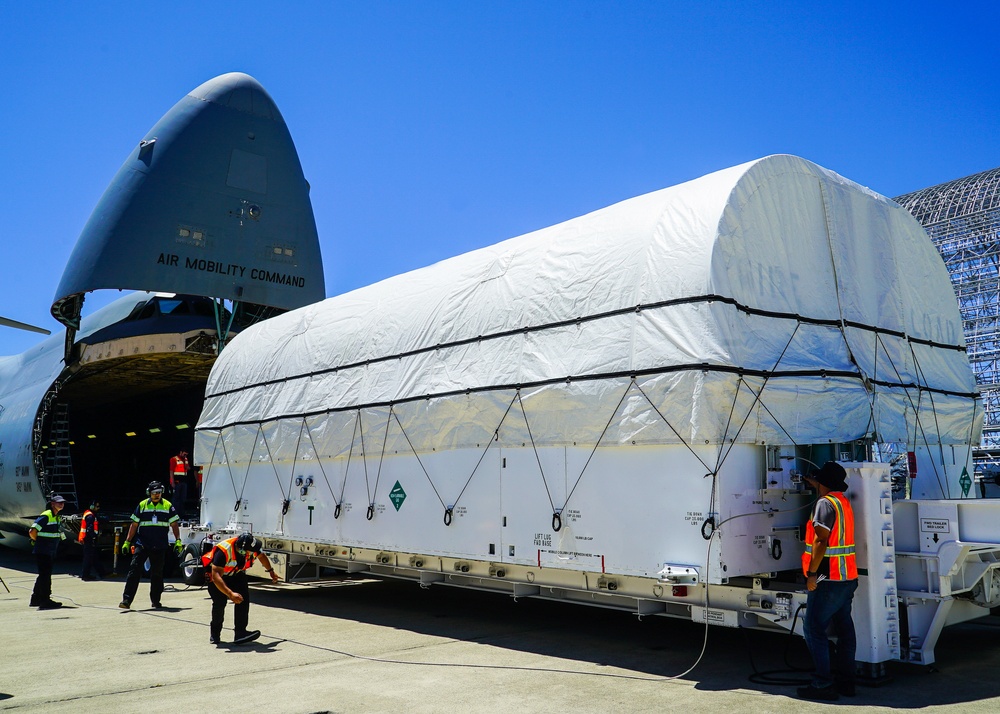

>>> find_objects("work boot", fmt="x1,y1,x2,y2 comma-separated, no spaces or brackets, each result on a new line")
797,684,839,701
209,633,221,645
38,600,63,610
232,630,260,645
118,600,131,609
29,597,40,607
836,680,856,697
151,602,163,609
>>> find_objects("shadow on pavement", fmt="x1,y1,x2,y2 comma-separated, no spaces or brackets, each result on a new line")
248,574,1000,708
5,544,1000,707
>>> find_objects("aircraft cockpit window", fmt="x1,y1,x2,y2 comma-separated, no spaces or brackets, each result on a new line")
125,301,149,321
157,299,190,315
137,302,157,320
191,299,215,317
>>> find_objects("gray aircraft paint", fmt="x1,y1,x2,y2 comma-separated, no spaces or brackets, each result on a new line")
0,73,323,535
52,72,324,326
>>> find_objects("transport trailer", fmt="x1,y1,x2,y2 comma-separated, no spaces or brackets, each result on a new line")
192,155,999,672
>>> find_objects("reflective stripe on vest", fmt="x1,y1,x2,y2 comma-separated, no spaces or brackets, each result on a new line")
32,510,61,539
77,509,98,543
131,498,178,528
201,538,252,575
802,492,857,581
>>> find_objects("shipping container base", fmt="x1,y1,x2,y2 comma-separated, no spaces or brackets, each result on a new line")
244,535,999,671
187,461,1000,671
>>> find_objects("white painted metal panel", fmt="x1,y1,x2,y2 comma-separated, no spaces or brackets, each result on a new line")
202,438,820,584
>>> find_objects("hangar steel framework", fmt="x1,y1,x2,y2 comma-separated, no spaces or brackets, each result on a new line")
895,167,1000,461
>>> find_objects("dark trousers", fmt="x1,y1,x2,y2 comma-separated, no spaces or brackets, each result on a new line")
208,572,250,638
173,482,188,515
81,541,107,578
31,552,54,604
803,578,859,689
121,547,166,606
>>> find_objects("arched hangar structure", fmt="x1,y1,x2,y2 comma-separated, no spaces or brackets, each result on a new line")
895,168,1000,484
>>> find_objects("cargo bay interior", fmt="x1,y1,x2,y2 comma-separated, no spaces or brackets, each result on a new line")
39,349,212,521
32,294,280,522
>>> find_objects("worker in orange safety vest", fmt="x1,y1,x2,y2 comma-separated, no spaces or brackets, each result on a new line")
78,499,107,580
798,461,858,702
202,532,279,645
169,450,190,515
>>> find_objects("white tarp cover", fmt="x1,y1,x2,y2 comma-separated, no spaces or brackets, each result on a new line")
196,155,981,461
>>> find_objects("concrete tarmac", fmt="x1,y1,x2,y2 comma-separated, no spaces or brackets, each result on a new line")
2,546,999,713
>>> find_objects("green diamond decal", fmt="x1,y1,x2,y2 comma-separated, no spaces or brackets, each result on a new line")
389,481,407,511
959,467,972,497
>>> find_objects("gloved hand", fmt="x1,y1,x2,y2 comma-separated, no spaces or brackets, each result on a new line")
121,540,131,554
174,539,184,554
60,532,67,540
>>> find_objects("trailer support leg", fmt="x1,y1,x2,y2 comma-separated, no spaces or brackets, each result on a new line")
899,597,954,665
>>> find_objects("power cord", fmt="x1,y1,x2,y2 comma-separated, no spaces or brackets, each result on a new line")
2,575,725,685
743,604,813,686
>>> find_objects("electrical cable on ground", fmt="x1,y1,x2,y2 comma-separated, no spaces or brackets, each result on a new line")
742,605,813,686
2,455,829,689
0,574,760,687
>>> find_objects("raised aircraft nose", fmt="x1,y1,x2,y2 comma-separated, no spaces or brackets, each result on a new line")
51,72,324,331
188,72,284,121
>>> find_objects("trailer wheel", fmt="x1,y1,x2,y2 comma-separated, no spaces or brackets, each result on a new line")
181,544,205,586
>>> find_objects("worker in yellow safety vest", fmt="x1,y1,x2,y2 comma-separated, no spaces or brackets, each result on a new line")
798,461,858,702
29,494,67,609
119,481,182,610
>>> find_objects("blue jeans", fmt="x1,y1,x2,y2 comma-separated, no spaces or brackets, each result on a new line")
803,578,858,689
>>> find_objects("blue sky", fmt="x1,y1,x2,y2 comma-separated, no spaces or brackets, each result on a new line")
1,2,998,355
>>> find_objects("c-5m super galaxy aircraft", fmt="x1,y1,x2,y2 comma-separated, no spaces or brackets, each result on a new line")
0,73,324,543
